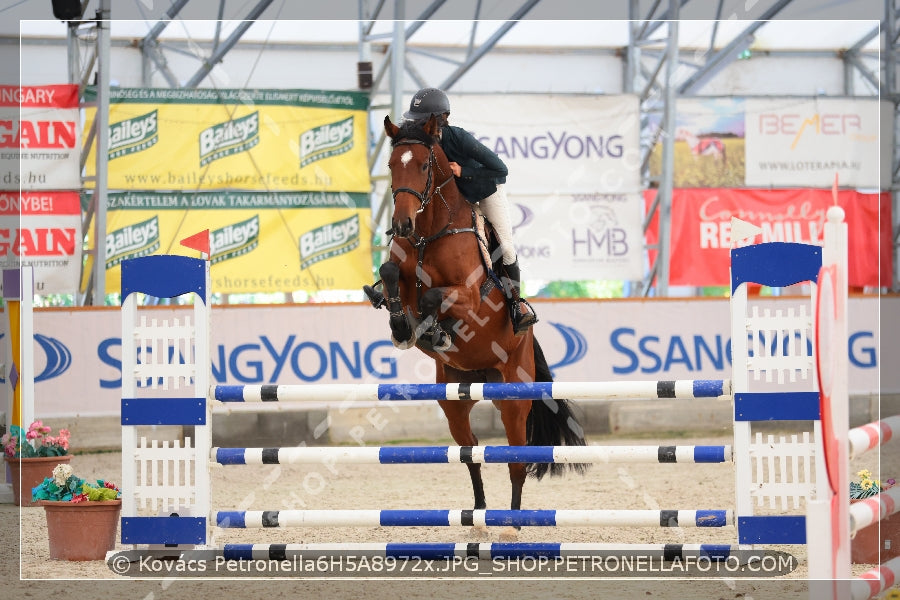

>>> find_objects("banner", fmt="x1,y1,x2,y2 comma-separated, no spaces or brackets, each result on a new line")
510,192,643,281
0,84,81,191
646,97,892,189
17,295,892,417
0,191,82,293
644,188,892,288
449,94,642,194
94,190,372,294
83,88,370,192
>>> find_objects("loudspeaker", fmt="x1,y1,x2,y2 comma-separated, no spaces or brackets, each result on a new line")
51,0,83,20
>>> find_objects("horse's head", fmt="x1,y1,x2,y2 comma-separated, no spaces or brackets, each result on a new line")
384,114,447,238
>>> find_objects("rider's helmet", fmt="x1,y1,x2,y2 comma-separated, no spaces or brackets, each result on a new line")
403,88,450,122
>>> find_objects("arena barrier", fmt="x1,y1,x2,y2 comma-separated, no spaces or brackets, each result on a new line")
805,207,898,599
116,214,844,560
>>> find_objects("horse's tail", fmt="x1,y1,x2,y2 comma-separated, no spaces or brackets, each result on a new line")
525,336,589,480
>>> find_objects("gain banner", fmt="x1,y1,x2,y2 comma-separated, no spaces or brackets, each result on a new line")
93,191,372,294
83,88,370,192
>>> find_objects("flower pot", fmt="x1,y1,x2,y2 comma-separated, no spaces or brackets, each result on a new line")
5,455,72,507
851,496,900,564
41,499,121,561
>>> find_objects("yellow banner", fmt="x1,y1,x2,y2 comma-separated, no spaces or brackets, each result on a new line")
92,191,373,294
84,89,370,192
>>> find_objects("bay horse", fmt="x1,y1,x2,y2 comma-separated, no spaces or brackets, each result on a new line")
373,114,587,541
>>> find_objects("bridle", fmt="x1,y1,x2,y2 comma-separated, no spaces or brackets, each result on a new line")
390,138,455,231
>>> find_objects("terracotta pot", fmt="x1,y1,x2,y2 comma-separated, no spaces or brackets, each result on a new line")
41,499,121,561
4,455,72,507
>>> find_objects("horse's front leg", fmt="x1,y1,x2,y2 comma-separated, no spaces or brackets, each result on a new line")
418,288,451,351
379,261,415,349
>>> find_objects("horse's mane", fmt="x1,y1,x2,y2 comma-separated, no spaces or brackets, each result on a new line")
392,120,437,148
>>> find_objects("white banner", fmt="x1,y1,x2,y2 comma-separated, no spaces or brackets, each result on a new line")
449,94,641,194
14,295,892,417
0,85,82,191
744,97,889,189
510,192,643,281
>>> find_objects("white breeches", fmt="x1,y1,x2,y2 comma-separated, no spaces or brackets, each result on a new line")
477,184,516,265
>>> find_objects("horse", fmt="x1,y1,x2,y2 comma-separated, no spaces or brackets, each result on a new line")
371,114,587,542
675,127,727,163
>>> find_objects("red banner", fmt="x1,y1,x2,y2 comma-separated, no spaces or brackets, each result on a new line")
645,188,892,288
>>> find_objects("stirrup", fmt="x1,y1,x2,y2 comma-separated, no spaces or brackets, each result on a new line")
513,299,538,335
363,282,385,309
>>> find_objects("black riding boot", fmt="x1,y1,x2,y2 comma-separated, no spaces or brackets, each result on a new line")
502,260,537,335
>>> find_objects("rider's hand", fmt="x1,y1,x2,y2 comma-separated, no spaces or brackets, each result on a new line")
448,162,462,177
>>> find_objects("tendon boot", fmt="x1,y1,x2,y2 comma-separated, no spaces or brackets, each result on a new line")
363,281,386,309
502,260,537,336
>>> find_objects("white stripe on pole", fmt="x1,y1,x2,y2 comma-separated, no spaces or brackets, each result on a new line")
849,486,900,533
851,556,900,600
848,415,900,459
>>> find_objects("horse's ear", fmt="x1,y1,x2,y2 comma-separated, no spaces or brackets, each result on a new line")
384,115,399,139
423,114,441,137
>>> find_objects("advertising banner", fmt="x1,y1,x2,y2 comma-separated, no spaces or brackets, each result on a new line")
95,190,372,294
0,84,81,191
744,97,889,189
510,192,643,281
644,188,892,288
0,191,82,293
449,94,642,194
83,88,370,192
19,295,891,417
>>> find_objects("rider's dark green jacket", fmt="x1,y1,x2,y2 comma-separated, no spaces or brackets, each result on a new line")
439,125,508,203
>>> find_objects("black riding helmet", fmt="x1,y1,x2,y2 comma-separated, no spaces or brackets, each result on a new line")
403,87,450,121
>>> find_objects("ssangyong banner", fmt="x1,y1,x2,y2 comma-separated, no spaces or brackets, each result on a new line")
17,296,893,417
83,88,370,192
510,192,643,281
0,84,81,191
745,97,890,189
94,190,372,294
644,188,892,288
0,191,82,293
449,94,642,194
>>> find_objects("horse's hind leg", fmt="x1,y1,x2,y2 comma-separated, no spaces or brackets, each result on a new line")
379,261,414,348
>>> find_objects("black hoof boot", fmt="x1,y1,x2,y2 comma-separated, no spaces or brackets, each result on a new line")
363,283,385,309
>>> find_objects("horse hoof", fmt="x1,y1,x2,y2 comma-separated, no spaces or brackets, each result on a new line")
469,525,491,541
498,527,519,542
432,331,452,352
391,332,417,350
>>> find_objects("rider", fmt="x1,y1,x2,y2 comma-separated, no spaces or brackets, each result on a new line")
365,87,537,335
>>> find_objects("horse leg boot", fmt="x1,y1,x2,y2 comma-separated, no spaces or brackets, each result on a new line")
501,259,537,336
379,262,414,348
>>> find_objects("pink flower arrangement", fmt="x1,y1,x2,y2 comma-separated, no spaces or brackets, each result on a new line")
2,421,70,458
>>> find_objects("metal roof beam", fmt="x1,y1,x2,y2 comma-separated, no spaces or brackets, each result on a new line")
140,0,191,47
439,0,541,91
182,0,275,89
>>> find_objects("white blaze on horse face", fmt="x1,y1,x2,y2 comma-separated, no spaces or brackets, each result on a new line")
400,150,413,167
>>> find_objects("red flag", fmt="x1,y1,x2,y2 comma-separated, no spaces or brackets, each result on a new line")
180,229,210,256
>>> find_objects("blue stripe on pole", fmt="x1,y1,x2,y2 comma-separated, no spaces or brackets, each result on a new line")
490,543,562,558
378,447,450,463
483,446,555,463
215,448,247,465
380,510,450,526
699,544,734,560
377,384,449,400
222,544,254,560
483,382,554,399
121,516,206,545
695,510,729,527
734,392,821,421
485,510,557,527
738,515,807,544
693,380,725,397
215,386,245,402
217,511,246,528
121,397,206,425
386,543,459,559
693,446,727,463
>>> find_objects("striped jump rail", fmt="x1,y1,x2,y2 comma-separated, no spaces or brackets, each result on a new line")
189,542,742,561
215,509,733,528
849,486,900,534
848,414,900,459
213,380,731,403
852,556,900,600
213,445,733,465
